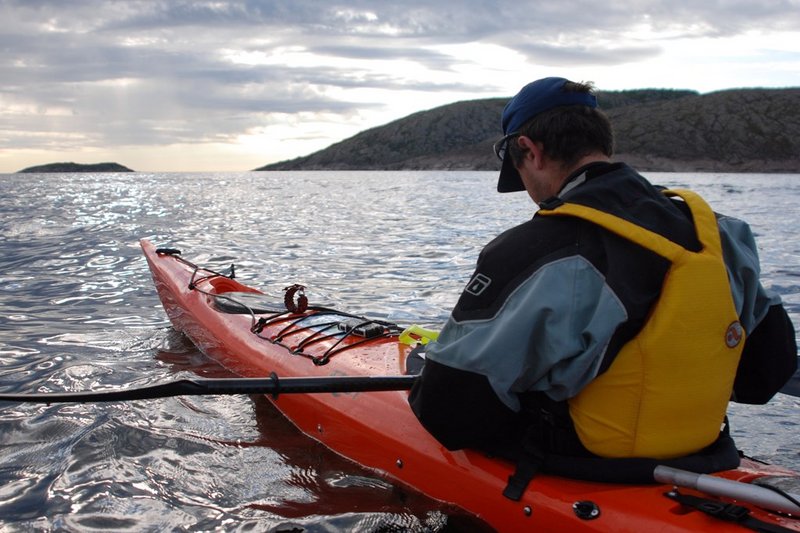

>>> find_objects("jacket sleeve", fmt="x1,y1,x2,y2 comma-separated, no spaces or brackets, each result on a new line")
733,303,797,403
417,254,628,411
717,215,798,403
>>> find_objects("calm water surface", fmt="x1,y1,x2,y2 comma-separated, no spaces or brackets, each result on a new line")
0,171,798,531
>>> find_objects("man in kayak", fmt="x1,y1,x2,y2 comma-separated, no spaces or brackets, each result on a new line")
409,77,797,495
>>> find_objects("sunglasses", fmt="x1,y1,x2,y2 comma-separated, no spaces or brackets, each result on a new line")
493,133,520,161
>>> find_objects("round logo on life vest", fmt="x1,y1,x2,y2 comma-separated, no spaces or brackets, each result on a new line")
725,321,744,348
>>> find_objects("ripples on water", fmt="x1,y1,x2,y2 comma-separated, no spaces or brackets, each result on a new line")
0,171,798,531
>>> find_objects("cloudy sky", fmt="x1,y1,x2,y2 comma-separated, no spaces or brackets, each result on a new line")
1,1,798,173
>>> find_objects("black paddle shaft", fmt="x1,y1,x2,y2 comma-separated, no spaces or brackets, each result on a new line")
0,375,418,403
3,370,797,403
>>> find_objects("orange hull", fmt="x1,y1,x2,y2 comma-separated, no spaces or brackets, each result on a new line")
141,240,799,532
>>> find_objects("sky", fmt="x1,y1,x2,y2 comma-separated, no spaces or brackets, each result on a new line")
1,1,798,173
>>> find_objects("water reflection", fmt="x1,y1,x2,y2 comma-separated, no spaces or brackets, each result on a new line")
0,170,797,531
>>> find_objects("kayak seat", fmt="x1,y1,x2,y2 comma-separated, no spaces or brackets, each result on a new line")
212,291,284,314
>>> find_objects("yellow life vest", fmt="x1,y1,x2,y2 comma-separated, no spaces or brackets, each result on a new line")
537,189,745,459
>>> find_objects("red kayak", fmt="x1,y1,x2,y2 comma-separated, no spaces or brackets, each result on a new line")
141,239,800,532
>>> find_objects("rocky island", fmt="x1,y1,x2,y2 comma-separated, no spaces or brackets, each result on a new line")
18,162,134,173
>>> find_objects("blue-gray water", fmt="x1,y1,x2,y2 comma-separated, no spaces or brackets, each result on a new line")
0,170,798,531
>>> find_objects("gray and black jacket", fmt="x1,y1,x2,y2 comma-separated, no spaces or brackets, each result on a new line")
409,162,796,463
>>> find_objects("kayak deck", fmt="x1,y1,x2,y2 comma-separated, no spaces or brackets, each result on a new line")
141,240,800,532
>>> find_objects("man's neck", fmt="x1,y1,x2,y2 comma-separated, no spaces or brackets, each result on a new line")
553,153,611,193
562,153,611,178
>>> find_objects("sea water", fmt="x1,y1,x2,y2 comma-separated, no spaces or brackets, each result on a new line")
0,170,798,531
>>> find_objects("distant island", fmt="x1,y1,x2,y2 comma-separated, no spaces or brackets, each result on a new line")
17,162,134,173
257,87,800,173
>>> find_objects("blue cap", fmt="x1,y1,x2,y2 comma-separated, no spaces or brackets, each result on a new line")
498,77,598,192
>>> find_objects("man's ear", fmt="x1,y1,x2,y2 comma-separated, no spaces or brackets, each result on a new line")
517,136,545,170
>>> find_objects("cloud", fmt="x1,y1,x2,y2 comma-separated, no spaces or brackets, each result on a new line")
1,0,799,171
